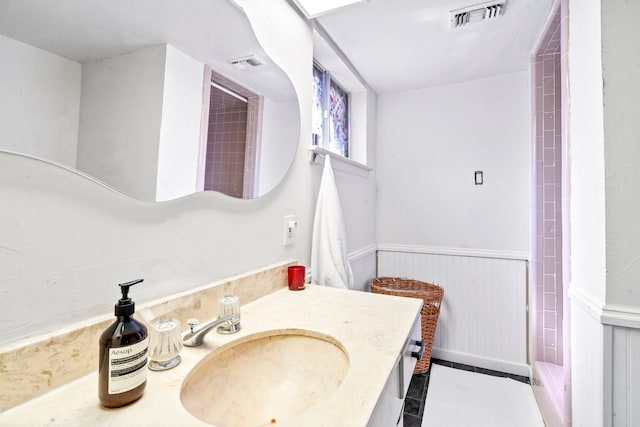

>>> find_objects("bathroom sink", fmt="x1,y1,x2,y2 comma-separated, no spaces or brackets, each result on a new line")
180,329,350,427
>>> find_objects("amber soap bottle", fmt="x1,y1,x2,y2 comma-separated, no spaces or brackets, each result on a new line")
99,279,148,408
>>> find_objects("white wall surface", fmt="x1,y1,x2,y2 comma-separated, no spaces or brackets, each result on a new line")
259,99,299,195
601,0,640,309
570,299,604,427
566,0,610,423
566,0,606,423
376,72,530,253
601,2,640,426
0,0,378,346
568,1,640,425
350,91,368,164
0,35,81,167
76,45,166,202
567,0,607,305
156,45,204,202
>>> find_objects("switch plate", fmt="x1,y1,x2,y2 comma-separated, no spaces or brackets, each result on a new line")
283,215,297,246
474,170,483,185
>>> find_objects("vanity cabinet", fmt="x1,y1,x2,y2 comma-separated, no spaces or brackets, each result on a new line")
367,311,423,427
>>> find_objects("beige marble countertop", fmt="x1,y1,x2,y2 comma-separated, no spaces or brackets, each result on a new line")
0,285,422,427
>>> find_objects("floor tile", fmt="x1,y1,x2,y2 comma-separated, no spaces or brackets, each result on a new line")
403,359,532,426
403,397,422,416
406,374,427,400
403,413,422,427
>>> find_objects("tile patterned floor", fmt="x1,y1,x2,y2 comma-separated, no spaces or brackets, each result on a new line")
403,359,531,427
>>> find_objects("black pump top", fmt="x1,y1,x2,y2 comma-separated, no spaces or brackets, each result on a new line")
115,279,143,316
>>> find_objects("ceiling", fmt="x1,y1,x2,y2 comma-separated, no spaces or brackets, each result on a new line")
0,0,555,97
314,0,556,93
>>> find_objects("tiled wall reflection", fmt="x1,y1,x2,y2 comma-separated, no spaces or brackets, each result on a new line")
204,87,248,198
203,71,263,199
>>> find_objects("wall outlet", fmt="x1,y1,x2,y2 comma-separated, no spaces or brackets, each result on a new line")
283,215,297,246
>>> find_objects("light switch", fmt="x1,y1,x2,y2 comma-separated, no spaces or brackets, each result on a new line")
475,171,483,185
283,215,297,246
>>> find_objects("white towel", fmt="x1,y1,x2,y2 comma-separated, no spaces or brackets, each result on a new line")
311,156,354,289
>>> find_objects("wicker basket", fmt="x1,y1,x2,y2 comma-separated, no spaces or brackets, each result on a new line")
371,277,444,373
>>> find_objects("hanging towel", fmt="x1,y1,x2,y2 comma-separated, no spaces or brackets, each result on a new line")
311,155,354,289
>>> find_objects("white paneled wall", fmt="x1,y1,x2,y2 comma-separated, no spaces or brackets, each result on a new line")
349,245,378,292
378,247,528,376
569,296,604,427
570,287,640,427
611,325,640,426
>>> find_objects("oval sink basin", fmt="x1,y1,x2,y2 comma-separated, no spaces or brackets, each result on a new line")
180,330,350,427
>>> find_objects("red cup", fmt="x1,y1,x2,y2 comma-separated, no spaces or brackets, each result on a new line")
287,266,305,291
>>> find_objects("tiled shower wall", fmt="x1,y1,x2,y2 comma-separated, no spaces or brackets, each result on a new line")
204,88,248,198
533,8,563,366
203,69,263,199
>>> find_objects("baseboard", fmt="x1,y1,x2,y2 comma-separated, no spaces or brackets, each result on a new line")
431,348,530,378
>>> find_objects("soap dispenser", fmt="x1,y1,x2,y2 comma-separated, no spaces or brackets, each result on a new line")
98,279,148,408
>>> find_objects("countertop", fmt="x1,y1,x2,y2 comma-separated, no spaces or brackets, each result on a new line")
0,285,422,427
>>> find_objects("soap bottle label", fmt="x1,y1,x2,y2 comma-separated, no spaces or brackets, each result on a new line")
108,338,149,394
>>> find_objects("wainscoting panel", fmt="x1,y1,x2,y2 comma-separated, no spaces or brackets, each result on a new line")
377,248,529,375
570,298,604,427
611,324,640,426
349,244,378,292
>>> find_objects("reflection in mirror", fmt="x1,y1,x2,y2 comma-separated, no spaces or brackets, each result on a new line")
0,0,299,201
202,68,264,199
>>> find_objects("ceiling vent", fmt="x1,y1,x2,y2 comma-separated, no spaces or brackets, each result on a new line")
228,55,263,70
450,1,506,28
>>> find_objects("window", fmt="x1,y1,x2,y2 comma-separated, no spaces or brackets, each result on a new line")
312,62,350,158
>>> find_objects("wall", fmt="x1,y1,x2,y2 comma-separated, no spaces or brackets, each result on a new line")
260,99,299,195
0,0,378,347
77,45,166,202
610,325,640,426
570,299,604,427
601,0,640,311
567,0,608,423
375,72,531,375
0,35,81,166
0,39,205,203
378,250,529,376
568,0,640,425
156,45,204,202
600,0,640,425
376,72,530,252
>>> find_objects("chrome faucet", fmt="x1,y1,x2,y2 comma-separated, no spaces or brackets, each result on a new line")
182,314,241,347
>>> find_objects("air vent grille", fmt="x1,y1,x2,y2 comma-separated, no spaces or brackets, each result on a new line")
450,1,506,28
228,55,263,70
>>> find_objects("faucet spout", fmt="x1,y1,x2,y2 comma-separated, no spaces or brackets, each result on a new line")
182,314,241,347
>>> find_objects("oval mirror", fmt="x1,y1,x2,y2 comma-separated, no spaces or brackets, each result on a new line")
0,0,299,201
